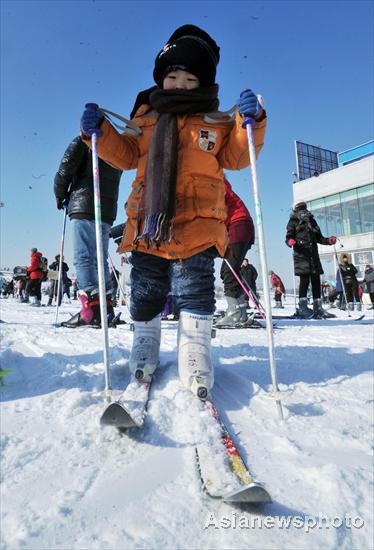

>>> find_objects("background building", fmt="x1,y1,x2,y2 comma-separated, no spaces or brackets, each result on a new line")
293,140,374,282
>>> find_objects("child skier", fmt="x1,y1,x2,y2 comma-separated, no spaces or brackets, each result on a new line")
269,270,285,308
80,24,267,398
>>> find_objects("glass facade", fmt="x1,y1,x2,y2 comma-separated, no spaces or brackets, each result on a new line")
307,183,374,237
296,141,339,181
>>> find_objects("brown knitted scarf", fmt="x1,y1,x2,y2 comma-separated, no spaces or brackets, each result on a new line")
134,85,219,248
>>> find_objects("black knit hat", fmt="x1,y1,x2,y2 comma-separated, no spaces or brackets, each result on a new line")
294,202,307,211
153,24,220,88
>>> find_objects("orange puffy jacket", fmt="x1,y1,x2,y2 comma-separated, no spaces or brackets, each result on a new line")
85,106,266,260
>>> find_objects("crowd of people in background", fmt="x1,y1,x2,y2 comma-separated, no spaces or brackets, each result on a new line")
2,249,373,315
0,247,123,310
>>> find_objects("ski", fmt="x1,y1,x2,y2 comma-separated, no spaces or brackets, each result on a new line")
269,313,365,321
100,376,152,429
196,399,271,503
214,320,263,330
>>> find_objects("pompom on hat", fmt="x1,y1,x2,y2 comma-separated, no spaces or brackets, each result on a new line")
153,24,220,88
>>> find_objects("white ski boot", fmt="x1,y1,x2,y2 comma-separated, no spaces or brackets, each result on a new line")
178,311,214,400
129,315,161,382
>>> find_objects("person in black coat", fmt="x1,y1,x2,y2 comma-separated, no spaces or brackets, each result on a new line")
364,264,374,309
241,258,258,300
286,202,337,319
54,136,122,327
47,255,69,306
339,253,361,311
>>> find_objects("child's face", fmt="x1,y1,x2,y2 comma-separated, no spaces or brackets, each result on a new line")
163,69,200,90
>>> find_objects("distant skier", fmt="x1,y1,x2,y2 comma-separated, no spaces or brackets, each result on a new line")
363,264,374,309
269,270,285,308
79,24,267,397
53,136,122,327
215,178,255,328
47,255,70,306
338,253,361,311
26,248,44,306
241,258,258,300
286,202,337,319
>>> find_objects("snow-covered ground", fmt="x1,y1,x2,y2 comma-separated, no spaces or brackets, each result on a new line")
1,296,373,550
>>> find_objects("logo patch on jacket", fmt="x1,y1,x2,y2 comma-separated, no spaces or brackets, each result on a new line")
198,129,217,152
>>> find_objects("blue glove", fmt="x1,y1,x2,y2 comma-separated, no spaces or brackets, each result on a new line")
238,89,262,119
80,103,104,136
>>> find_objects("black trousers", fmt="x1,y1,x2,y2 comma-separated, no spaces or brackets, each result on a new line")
299,273,321,299
220,242,252,299
344,282,359,302
27,279,42,301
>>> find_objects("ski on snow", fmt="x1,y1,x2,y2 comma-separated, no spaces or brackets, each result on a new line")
100,376,152,429
196,399,271,504
268,313,365,321
100,377,271,504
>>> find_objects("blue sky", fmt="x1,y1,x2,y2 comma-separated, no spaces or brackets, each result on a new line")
1,0,373,286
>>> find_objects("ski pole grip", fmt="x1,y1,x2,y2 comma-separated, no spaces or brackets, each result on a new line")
84,103,103,137
85,102,99,111
242,115,255,129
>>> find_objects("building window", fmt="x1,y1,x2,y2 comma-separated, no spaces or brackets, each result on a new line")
296,141,338,181
309,198,327,234
324,193,343,236
307,183,374,237
340,189,362,235
357,184,374,234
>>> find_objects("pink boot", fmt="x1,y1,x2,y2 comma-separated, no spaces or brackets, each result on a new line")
79,293,94,324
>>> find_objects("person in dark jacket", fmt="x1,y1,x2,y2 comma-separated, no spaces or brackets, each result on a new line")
215,178,255,327
241,258,258,300
47,255,69,306
26,248,44,306
286,202,337,319
54,136,122,327
338,253,361,311
364,264,374,309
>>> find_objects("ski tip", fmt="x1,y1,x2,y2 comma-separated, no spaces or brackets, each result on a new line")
100,402,140,429
223,483,272,504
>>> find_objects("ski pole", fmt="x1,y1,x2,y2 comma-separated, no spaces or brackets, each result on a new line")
244,116,284,420
240,270,267,316
224,259,266,320
108,252,128,311
86,103,111,394
53,207,68,326
333,243,351,318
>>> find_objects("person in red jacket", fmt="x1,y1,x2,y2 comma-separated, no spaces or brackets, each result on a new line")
215,178,255,327
26,248,44,306
269,271,286,308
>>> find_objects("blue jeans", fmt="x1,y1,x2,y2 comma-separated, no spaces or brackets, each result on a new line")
130,248,217,321
71,218,111,294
